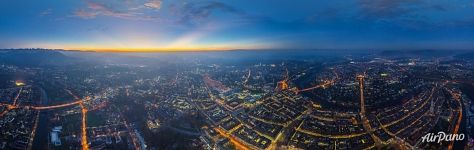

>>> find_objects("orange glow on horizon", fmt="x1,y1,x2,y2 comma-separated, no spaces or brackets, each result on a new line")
28,39,274,52
67,47,237,52
56,44,267,52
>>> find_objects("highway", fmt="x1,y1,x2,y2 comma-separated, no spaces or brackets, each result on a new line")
356,75,382,145
12,87,22,106
31,100,83,110
214,127,251,150
293,68,339,94
296,80,333,93
65,89,90,150
80,102,89,150
447,88,463,150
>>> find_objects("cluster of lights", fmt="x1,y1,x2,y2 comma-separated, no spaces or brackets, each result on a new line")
15,81,25,86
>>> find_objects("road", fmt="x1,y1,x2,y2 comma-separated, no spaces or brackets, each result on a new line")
381,85,437,128
294,69,338,94
0,88,91,150
80,102,89,150
357,75,382,145
65,89,90,150
31,100,83,110
214,127,251,150
447,88,463,150
0,87,23,117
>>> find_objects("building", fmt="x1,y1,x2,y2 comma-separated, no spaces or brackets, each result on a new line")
51,126,62,146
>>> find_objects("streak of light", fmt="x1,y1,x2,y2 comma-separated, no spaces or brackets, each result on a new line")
214,127,251,150
80,102,89,150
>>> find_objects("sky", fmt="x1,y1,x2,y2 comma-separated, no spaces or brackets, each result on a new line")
1,0,474,51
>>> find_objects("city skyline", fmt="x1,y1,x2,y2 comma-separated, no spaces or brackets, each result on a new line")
2,0,474,51
1,49,473,150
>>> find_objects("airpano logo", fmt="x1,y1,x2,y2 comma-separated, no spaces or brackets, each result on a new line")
421,132,464,143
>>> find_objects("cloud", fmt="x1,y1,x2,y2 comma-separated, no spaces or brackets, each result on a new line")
358,0,450,19
85,1,136,18
74,9,98,19
40,9,53,17
144,0,162,10
171,2,244,25
87,25,109,32
73,0,159,21
71,0,254,25
350,0,467,31
358,0,423,18
439,18,474,28
305,6,346,23
87,1,106,10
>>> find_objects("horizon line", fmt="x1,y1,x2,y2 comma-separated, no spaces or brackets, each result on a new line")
1,48,473,53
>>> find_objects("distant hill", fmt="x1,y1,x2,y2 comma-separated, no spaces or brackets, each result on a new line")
379,50,459,58
0,49,75,67
454,52,474,60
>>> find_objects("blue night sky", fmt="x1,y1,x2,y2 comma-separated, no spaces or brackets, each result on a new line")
1,0,474,51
